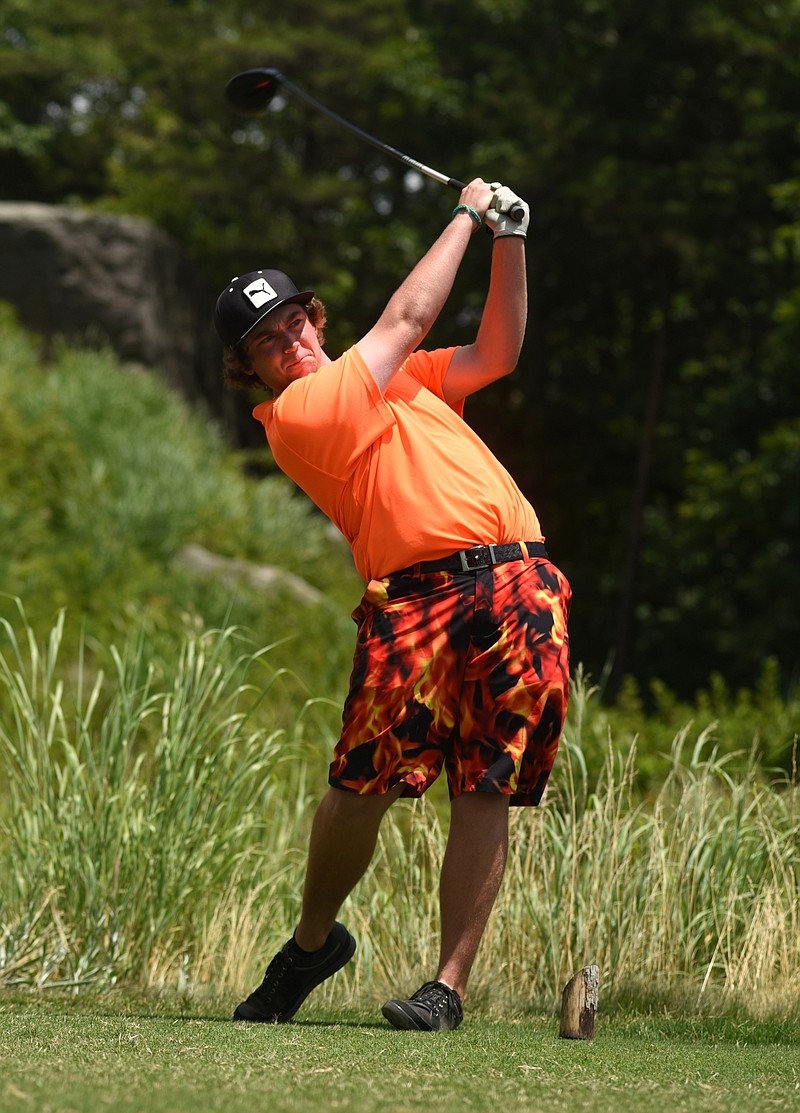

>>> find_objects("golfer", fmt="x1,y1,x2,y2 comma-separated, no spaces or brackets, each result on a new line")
213,178,571,1031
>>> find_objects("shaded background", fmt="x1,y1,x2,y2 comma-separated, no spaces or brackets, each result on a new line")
1,0,799,701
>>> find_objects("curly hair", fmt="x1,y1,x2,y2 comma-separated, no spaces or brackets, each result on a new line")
221,297,328,391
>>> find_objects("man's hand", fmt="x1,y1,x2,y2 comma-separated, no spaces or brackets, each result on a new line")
453,179,497,231
484,183,530,238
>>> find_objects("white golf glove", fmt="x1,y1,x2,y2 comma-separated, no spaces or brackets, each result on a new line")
484,182,530,238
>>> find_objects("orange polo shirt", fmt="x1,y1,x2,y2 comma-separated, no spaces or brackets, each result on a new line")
252,345,542,582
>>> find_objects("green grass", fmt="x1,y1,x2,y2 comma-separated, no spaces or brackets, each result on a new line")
1,991,798,1113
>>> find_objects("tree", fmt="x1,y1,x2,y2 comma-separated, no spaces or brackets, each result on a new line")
408,0,800,696
2,0,799,696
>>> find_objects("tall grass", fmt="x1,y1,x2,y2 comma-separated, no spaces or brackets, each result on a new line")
351,674,799,1017
0,602,312,988
496,682,799,1013
1,611,798,1019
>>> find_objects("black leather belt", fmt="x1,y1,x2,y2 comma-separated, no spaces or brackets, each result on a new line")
392,541,548,577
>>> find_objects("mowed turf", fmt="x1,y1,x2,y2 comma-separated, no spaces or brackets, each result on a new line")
1,993,798,1113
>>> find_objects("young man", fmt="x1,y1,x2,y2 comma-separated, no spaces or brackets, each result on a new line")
213,179,571,1031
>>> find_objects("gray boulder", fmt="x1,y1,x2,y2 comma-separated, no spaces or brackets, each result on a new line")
0,202,255,445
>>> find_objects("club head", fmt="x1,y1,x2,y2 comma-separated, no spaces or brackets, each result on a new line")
225,68,285,113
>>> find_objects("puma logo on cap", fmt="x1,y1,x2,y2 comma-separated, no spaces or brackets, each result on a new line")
243,277,278,309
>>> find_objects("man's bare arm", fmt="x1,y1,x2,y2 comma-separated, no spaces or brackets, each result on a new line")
442,183,530,404
356,179,494,394
443,235,527,405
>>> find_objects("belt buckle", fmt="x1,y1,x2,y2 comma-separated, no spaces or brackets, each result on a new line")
459,544,496,572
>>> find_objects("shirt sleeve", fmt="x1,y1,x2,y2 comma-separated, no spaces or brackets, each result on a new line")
266,346,396,480
402,347,464,417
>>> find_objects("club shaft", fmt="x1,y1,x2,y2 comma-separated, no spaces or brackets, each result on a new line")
279,76,465,194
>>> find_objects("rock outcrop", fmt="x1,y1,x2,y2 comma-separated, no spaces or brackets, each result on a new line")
0,202,255,445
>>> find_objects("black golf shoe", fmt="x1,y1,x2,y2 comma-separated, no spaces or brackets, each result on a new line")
233,922,356,1023
382,980,463,1031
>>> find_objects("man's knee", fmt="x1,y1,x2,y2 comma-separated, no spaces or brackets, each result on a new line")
450,791,511,829
451,791,511,811
318,783,402,823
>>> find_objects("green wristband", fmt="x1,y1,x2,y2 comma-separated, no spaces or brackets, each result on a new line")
451,204,482,228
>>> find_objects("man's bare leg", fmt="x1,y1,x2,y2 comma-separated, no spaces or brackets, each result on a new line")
435,793,511,1001
294,784,402,951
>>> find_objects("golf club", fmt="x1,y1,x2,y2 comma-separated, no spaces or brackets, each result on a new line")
224,67,524,221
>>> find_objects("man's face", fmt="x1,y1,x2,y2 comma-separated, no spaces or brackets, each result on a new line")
245,303,326,395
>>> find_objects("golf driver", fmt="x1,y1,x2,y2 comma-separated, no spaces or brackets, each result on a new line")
224,67,524,221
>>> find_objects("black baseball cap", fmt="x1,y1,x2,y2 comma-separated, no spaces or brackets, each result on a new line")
214,269,314,348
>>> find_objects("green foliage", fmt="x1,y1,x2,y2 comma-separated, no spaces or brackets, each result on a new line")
32,352,226,560
581,660,799,787
1,306,796,795
637,416,800,687
406,0,800,696
0,309,360,711
2,0,800,696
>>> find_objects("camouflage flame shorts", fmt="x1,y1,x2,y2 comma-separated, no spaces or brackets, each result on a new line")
330,553,572,807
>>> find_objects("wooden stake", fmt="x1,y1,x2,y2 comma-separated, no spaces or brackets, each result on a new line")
559,965,599,1040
